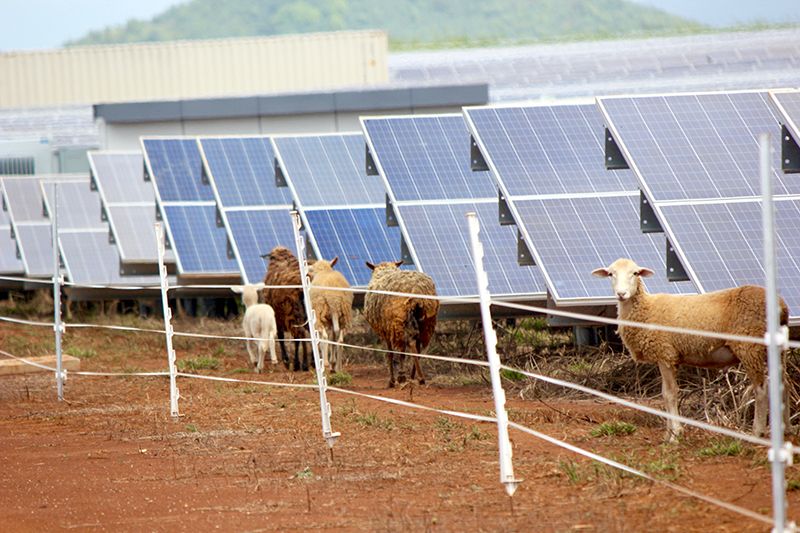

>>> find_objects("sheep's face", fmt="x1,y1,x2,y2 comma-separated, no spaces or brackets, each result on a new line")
591,258,654,302
308,257,336,280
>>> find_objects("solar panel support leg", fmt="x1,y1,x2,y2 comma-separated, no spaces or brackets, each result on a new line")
291,211,340,449
780,124,800,174
466,212,522,497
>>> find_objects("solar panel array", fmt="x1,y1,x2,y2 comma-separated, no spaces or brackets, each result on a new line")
142,138,239,278
198,136,294,285
273,133,402,287
465,103,695,305
599,90,800,321
88,151,175,271
0,180,25,275
362,114,546,299
40,179,161,287
770,89,800,154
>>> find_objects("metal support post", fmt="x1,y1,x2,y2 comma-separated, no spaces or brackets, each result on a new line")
466,212,521,497
156,223,180,418
760,133,792,533
291,211,339,448
51,184,65,401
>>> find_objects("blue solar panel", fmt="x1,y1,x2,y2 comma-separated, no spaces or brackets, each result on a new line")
514,194,695,302
660,200,800,318
362,115,497,201
304,208,402,287
770,90,800,146
142,138,213,202
599,91,795,201
224,209,295,285
162,205,239,274
398,202,545,298
89,152,153,204
465,104,638,195
199,137,291,207
273,134,385,207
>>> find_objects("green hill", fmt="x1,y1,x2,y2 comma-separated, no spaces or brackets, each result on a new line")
67,0,703,49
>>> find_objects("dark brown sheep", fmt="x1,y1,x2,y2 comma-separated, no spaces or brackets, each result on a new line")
363,261,439,387
261,246,310,371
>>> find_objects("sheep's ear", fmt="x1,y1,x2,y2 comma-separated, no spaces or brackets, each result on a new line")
591,267,611,278
366,261,376,271
330,256,338,267
394,260,404,267
637,267,655,278
230,285,245,294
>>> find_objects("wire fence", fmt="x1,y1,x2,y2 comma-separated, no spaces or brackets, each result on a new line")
0,217,795,529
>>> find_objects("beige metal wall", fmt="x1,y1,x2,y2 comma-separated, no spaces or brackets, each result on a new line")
0,30,388,108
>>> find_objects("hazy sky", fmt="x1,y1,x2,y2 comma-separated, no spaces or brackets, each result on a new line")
1,0,185,51
1,0,797,51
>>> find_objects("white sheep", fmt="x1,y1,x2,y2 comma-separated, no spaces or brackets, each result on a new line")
237,284,277,373
308,257,353,373
592,257,789,441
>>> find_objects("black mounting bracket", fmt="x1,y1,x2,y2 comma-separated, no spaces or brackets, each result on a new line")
200,164,209,185
275,158,288,187
639,190,663,233
227,238,235,260
143,160,151,182
666,239,689,282
517,229,536,266
366,144,378,176
400,235,414,265
108,227,115,244
499,189,515,226
385,194,398,227
215,205,224,228
470,134,489,172
89,171,97,191
781,124,800,173
604,127,629,170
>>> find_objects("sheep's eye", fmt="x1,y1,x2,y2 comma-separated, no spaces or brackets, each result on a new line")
633,272,640,277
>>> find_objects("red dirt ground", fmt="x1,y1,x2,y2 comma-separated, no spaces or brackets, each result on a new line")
1,318,798,532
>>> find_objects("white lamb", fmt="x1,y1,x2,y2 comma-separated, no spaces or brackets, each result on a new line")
238,284,277,373
592,257,790,441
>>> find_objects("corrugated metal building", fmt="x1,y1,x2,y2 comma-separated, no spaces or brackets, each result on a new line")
0,30,388,108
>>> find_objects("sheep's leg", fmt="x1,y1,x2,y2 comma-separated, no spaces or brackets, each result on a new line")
412,338,426,385
268,331,277,366
300,328,310,372
331,313,340,373
395,341,408,384
753,378,768,438
740,349,768,437
320,328,330,372
387,352,396,388
245,338,257,368
277,328,290,369
335,327,345,373
657,361,682,442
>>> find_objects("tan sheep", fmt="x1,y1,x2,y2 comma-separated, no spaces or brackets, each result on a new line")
239,284,277,373
308,257,353,373
592,257,790,441
261,246,310,371
363,261,439,387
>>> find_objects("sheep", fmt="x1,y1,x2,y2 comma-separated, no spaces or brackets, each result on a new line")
261,246,310,371
308,257,353,373
592,257,790,441
363,261,439,388
238,284,277,373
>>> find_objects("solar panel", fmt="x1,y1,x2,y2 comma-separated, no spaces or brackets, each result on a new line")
659,199,800,316
599,90,800,321
769,89,800,167
362,114,546,299
88,151,175,268
464,102,697,305
273,134,385,207
362,115,497,202
142,137,239,278
40,180,105,231
598,91,794,202
197,136,295,284
2,177,48,223
271,133,405,287
303,208,402,287
14,224,53,277
58,232,162,287
0,187,24,274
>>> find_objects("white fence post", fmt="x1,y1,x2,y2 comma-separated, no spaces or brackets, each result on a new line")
291,211,340,449
156,222,180,418
51,183,65,401
760,133,792,533
466,212,522,497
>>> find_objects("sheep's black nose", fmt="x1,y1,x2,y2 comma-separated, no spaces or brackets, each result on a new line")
616,291,627,300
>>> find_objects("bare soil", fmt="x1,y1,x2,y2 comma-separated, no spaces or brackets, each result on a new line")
1,316,798,532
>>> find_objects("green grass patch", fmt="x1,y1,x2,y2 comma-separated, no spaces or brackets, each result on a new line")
177,356,220,372
559,460,582,484
354,411,395,430
185,424,198,433
294,466,313,480
788,478,800,491
698,439,743,457
65,346,97,359
328,371,352,386
500,368,525,382
590,421,637,437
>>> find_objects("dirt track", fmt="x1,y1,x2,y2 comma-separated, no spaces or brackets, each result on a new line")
0,318,798,532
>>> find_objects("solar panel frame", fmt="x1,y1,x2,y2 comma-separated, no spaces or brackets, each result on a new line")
0,179,24,275
464,101,697,306
769,89,800,149
141,136,240,278
197,135,294,285
362,113,547,300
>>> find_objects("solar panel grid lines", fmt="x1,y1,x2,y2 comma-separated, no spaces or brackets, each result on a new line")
0,179,24,275
142,136,239,278
88,151,155,205
362,113,546,299
271,131,405,287
40,179,106,232
196,135,294,285
597,89,795,203
464,101,696,305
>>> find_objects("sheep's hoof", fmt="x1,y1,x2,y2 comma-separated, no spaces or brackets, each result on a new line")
388,380,396,388
397,374,407,384
302,364,310,372
418,378,426,385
